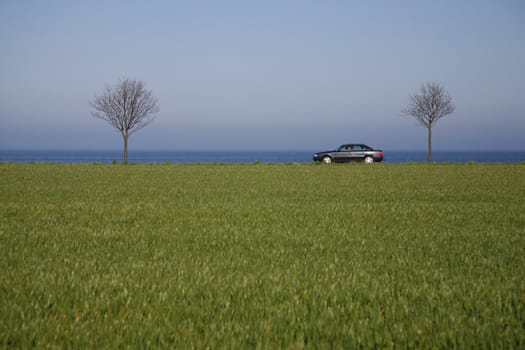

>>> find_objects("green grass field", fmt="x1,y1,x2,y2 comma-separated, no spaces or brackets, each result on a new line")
1,162,524,348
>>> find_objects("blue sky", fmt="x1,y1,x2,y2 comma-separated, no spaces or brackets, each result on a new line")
1,0,524,150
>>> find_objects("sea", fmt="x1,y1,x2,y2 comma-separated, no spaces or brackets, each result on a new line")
1,150,524,164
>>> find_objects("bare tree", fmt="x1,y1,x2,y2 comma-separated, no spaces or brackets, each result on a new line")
401,82,455,162
90,78,159,162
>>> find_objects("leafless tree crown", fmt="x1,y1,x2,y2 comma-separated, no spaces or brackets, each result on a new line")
90,78,159,136
401,82,455,128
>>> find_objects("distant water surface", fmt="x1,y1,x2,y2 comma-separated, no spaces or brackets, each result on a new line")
1,150,524,164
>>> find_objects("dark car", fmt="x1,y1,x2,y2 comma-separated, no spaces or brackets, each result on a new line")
313,144,384,163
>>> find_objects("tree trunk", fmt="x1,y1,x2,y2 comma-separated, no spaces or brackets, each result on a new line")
122,130,129,163
427,125,432,162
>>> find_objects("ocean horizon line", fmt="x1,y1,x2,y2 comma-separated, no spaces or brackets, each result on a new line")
1,149,524,164
1,148,524,152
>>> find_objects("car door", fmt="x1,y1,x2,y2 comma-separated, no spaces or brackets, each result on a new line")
333,145,352,162
349,144,365,161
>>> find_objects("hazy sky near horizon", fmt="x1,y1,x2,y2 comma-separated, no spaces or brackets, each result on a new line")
1,0,524,151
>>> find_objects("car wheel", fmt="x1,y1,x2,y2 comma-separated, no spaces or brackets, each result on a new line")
364,156,374,164
322,156,332,164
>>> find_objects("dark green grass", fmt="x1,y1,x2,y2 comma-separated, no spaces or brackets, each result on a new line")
1,163,524,348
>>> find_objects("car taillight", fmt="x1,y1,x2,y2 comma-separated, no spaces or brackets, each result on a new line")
379,150,384,156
